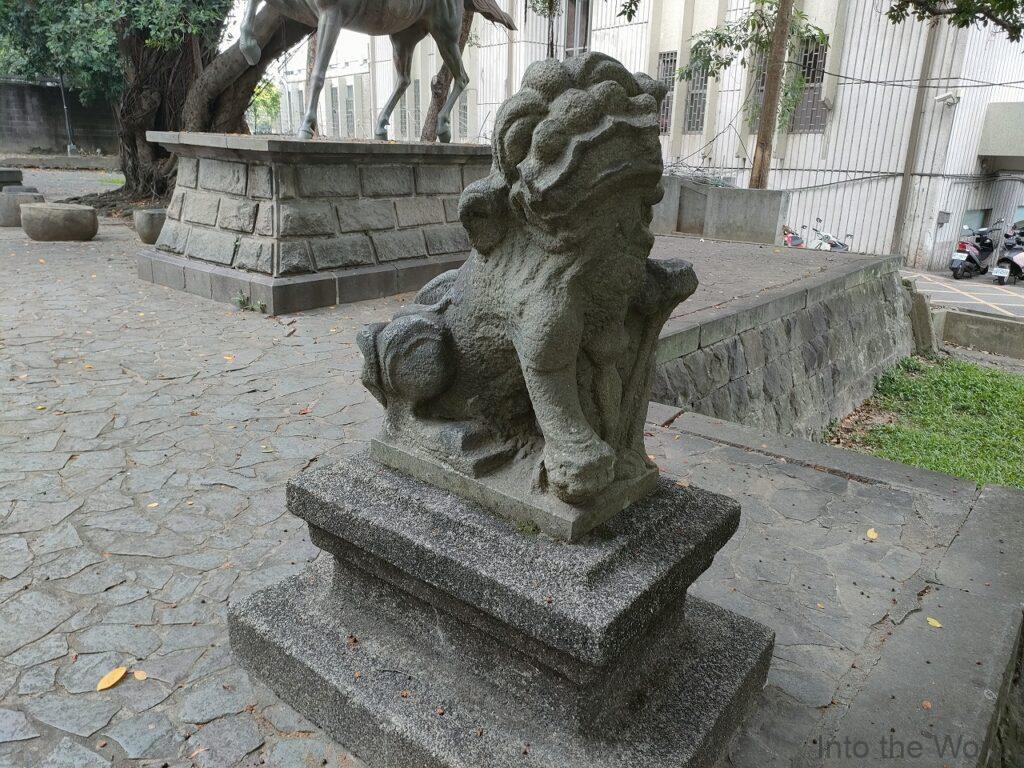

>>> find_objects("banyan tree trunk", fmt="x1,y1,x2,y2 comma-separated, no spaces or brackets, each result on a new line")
117,7,310,198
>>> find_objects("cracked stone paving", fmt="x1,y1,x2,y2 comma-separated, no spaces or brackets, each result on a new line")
0,222,999,766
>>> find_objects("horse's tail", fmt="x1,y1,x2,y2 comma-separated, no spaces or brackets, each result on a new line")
467,0,517,30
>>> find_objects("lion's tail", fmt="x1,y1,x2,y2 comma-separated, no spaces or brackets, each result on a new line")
466,0,517,30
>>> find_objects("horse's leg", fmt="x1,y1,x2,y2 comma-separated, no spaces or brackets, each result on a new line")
374,28,423,141
297,6,344,140
431,30,470,144
239,0,262,66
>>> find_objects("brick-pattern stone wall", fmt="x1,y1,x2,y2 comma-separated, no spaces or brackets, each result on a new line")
652,265,914,440
157,154,489,279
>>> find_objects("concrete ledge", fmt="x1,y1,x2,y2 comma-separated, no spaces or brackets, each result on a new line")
0,155,120,171
148,131,491,165
138,249,464,314
936,308,1024,361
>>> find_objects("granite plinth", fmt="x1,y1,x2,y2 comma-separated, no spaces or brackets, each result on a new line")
229,557,774,768
230,456,772,766
286,456,741,671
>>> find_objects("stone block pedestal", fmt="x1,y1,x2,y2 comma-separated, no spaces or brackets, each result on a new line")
229,457,774,768
139,132,490,313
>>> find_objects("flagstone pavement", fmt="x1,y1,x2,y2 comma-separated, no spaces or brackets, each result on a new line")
1,223,1020,767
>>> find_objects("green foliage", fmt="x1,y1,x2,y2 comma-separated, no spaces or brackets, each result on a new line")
528,0,563,18
248,80,282,133
0,0,232,103
677,0,828,131
235,291,267,314
856,357,1024,489
887,1,1023,42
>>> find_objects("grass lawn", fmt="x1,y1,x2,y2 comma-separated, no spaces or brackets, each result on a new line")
832,357,1024,489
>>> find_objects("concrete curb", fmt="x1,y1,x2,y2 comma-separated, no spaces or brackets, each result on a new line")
934,307,1024,361
0,155,121,171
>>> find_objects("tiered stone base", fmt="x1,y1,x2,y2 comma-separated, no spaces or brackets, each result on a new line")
139,132,490,313
229,457,774,768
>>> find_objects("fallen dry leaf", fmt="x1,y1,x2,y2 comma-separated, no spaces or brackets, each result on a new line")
147,502,159,509
675,479,690,488
133,671,148,681
927,617,942,628
97,666,128,691
866,528,879,541
922,700,932,710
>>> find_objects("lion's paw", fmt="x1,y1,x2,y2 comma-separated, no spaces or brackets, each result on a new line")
544,439,615,505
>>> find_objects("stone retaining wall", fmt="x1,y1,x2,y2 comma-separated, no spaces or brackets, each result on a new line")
652,256,914,439
142,132,491,314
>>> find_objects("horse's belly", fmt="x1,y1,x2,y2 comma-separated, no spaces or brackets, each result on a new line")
345,0,432,35
262,0,319,28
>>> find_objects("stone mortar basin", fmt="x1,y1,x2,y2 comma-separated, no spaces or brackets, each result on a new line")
0,191,45,227
20,203,99,242
133,208,167,245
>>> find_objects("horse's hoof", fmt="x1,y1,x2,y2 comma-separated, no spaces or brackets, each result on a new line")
374,130,388,141
239,38,262,67
437,128,452,144
296,128,313,140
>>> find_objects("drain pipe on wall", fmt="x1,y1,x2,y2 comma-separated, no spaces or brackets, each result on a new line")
891,21,939,266
57,71,78,156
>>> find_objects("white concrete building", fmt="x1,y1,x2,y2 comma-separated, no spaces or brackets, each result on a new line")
257,0,1024,269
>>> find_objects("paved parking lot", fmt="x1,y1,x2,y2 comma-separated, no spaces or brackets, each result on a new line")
903,269,1024,318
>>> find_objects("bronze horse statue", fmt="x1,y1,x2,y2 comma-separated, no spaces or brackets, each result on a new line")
239,0,516,143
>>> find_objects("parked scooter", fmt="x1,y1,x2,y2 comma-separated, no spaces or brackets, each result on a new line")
950,219,1003,279
992,226,1024,285
782,225,804,247
801,218,853,251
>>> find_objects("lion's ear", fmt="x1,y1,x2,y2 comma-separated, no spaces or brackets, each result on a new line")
459,174,510,256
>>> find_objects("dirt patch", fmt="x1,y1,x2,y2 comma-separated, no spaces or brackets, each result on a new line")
61,188,168,220
827,399,897,450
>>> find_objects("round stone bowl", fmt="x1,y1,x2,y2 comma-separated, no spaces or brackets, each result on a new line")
0,192,45,227
20,203,99,242
133,208,167,245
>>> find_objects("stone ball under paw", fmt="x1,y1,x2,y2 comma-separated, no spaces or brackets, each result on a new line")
378,315,453,404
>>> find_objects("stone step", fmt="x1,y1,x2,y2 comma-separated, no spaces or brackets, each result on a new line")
229,557,773,768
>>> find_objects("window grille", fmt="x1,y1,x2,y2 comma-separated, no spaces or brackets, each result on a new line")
564,0,591,58
458,91,469,138
684,63,709,134
413,80,421,138
345,84,355,135
789,37,828,133
330,86,340,137
657,51,677,135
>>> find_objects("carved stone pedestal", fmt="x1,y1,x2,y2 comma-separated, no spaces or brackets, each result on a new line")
229,456,774,768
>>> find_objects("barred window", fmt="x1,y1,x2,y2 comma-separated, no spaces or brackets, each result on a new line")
413,79,422,138
789,37,828,133
657,51,677,135
565,0,591,58
345,84,355,135
330,85,340,137
458,91,469,138
683,64,709,134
